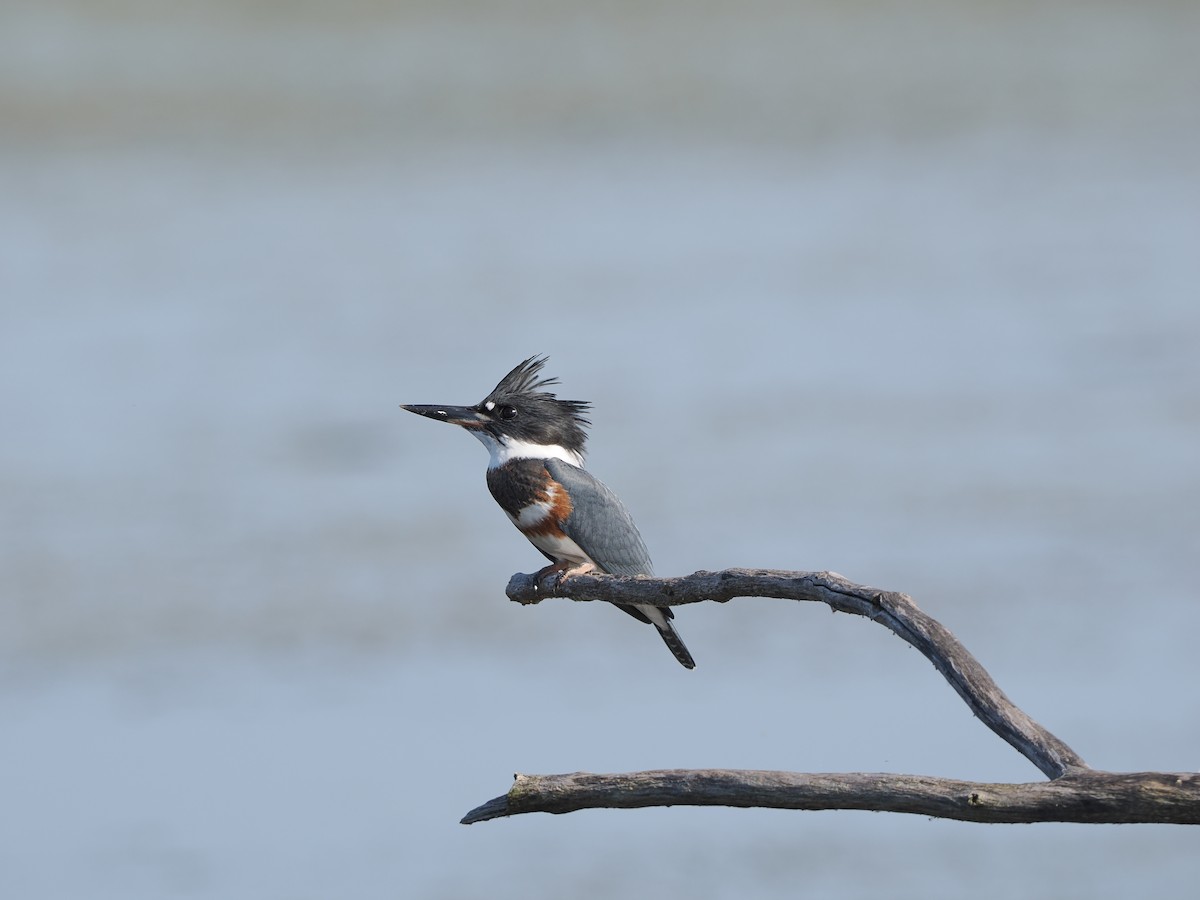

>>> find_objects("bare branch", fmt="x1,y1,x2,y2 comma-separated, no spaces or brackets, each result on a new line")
463,770,1200,825
464,568,1200,826
507,568,1086,778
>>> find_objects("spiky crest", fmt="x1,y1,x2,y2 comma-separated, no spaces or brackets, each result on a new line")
482,356,592,453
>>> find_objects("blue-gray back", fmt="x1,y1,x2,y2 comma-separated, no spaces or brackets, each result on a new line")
544,458,653,576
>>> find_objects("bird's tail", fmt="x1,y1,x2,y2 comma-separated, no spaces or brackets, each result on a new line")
654,618,696,670
618,602,697,669
633,603,695,669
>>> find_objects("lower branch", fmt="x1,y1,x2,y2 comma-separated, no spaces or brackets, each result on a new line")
463,770,1200,825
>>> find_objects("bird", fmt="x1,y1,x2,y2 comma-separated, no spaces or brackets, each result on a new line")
401,355,695,669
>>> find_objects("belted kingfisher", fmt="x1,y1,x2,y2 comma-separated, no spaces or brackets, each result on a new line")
401,356,695,669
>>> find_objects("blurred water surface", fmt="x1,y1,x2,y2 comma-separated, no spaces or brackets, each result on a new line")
2,2,1199,898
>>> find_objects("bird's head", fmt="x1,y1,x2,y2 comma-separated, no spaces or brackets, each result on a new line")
401,356,591,467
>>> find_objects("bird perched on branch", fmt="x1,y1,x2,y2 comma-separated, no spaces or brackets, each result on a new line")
401,356,695,669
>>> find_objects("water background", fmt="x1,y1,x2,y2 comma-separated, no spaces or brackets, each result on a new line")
2,2,1199,897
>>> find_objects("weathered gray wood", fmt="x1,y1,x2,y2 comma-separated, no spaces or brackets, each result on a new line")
462,770,1200,825
458,568,1200,826
507,568,1086,778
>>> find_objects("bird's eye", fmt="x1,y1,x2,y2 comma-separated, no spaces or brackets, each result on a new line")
499,404,517,420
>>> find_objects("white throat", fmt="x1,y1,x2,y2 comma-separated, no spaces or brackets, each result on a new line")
470,431,584,469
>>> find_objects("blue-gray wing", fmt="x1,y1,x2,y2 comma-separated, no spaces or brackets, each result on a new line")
544,458,653,577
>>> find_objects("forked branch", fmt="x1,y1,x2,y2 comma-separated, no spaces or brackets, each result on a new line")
459,568,1199,825
509,568,1084,777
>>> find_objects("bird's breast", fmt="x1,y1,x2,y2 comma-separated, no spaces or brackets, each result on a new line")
486,459,591,565
486,459,572,528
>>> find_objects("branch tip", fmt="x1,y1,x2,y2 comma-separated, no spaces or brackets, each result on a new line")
460,794,510,824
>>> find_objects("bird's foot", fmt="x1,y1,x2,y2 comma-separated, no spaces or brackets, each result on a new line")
534,561,595,592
